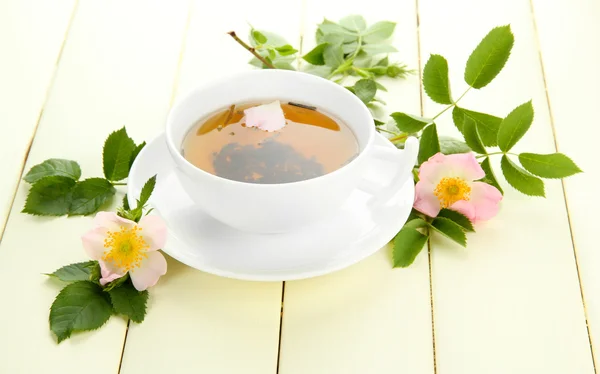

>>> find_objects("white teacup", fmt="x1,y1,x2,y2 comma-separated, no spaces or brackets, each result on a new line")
166,70,418,233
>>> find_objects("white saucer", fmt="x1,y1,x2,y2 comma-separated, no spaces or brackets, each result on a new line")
128,133,414,281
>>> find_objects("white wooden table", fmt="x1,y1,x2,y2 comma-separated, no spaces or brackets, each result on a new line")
0,0,597,373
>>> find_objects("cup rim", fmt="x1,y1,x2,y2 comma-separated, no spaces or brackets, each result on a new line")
166,69,375,188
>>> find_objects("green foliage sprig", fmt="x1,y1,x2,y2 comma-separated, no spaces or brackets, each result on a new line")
22,127,144,217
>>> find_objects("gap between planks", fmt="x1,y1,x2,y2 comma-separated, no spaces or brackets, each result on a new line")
527,0,598,371
0,0,80,246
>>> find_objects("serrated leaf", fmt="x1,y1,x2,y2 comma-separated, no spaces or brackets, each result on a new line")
108,280,148,323
69,178,116,216
49,281,112,343
518,152,582,179
404,218,428,229
24,159,81,184
423,54,452,104
318,20,357,43
464,25,514,89
501,155,544,196
122,194,130,210
47,261,97,282
323,44,344,68
361,44,397,55
362,21,396,43
339,15,367,32
480,157,504,195
439,136,471,154
251,30,267,44
354,79,377,104
103,127,136,182
437,209,474,232
303,43,328,65
392,226,429,268
430,217,467,246
22,176,75,216
391,112,431,133
453,107,502,146
497,101,534,152
129,142,146,168
138,175,156,208
462,116,487,154
418,124,440,165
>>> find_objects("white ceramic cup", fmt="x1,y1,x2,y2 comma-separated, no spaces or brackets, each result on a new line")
165,69,418,233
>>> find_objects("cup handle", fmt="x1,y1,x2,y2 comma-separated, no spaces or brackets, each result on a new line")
357,136,419,207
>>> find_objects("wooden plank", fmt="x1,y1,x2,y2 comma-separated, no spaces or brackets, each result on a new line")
277,1,435,373
531,0,600,365
0,0,76,236
0,1,189,372
417,0,595,372
118,0,300,372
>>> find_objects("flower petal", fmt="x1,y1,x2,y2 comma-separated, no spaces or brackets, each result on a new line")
244,100,287,132
419,152,485,184
82,227,108,260
138,215,167,251
94,211,135,231
418,153,447,184
99,260,125,286
414,181,442,217
451,182,502,222
130,251,167,291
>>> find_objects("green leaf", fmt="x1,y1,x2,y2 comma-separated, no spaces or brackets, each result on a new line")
24,159,81,184
103,127,136,182
102,273,129,292
138,175,156,208
374,119,385,127
302,43,328,65
430,217,467,246
480,157,504,195
501,155,544,196
437,209,474,232
69,178,116,216
46,261,97,282
375,81,387,92
339,15,367,32
376,56,389,66
497,101,534,152
318,20,357,43
89,263,101,283
323,44,344,68
453,107,502,146
129,142,146,168
268,49,277,60
251,30,267,44
462,116,487,154
251,30,287,47
342,41,359,55
391,112,431,133
353,79,377,104
304,64,332,78
49,281,112,343
321,33,346,46
22,176,75,216
418,124,440,165
392,225,429,268
464,25,515,89
439,136,471,154
362,21,396,43
122,194,131,210
518,152,582,179
273,61,295,70
361,44,397,55
404,217,428,229
108,280,148,323
423,54,452,104
275,44,298,56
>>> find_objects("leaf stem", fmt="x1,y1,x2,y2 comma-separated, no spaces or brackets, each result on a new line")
377,128,398,135
112,182,127,186
454,86,472,104
475,151,518,159
431,87,472,121
389,133,409,143
227,31,276,69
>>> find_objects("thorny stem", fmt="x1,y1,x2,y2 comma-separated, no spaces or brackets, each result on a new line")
227,31,276,69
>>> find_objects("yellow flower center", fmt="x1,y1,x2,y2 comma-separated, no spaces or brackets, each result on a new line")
434,177,471,208
102,225,149,272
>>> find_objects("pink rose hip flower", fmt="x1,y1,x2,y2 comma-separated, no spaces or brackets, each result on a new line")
82,212,167,291
414,153,502,223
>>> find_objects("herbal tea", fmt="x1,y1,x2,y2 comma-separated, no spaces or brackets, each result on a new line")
182,101,359,184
